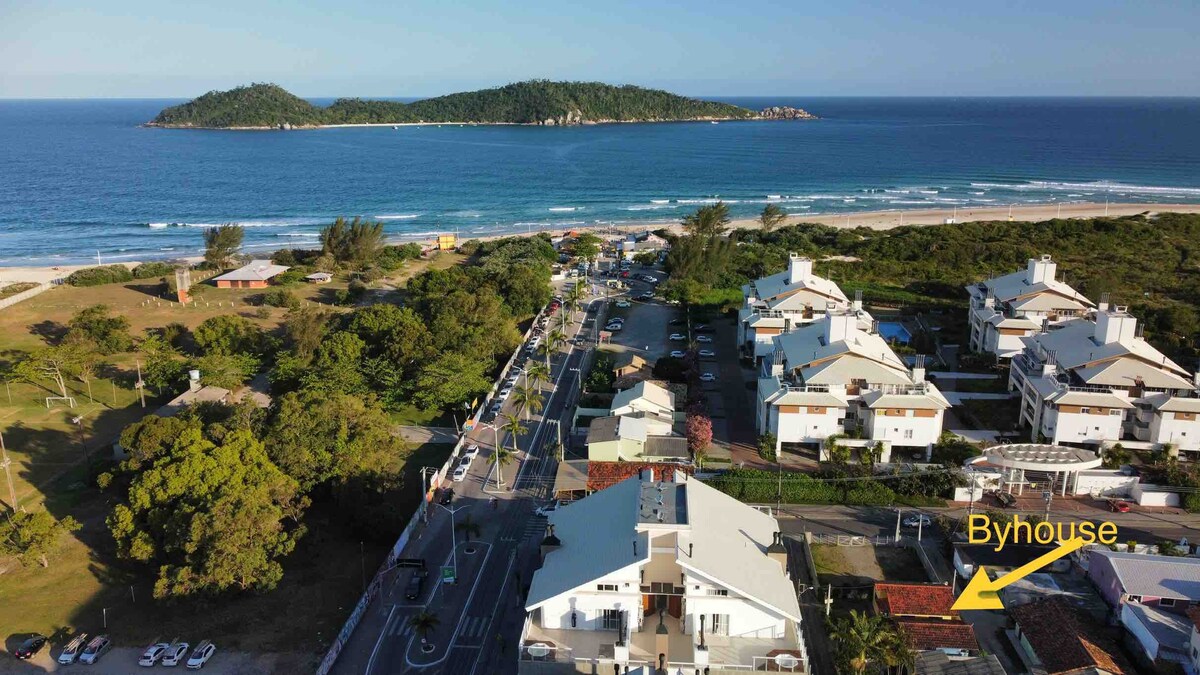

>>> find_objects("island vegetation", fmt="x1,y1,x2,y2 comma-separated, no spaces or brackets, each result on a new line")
147,81,815,129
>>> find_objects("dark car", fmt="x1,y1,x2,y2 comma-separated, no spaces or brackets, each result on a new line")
996,491,1017,508
14,635,47,660
440,489,454,505
405,571,427,600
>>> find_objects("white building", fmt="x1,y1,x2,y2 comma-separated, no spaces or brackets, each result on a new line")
756,310,949,461
738,254,858,366
521,470,807,673
1009,304,1200,454
966,255,1094,359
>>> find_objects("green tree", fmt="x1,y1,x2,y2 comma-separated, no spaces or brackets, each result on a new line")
119,415,199,470
498,265,552,317
571,233,601,262
680,202,731,240
411,352,491,410
455,516,482,542
830,610,895,675
66,304,133,354
321,216,386,267
108,428,305,598
525,361,551,391
410,611,441,643
0,510,81,568
192,352,259,390
203,224,244,269
13,344,82,399
512,382,544,421
758,203,787,233
757,432,778,462
193,315,272,357
489,446,514,491
540,329,567,371
632,251,658,267
299,330,368,395
139,333,188,394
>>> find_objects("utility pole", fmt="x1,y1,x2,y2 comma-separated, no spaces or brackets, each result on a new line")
135,360,146,408
1043,490,1052,522
968,480,977,518
917,514,923,542
894,509,901,542
824,584,833,617
1,430,18,512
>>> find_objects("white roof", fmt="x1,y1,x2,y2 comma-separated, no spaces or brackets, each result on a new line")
1048,390,1134,409
1140,393,1200,414
212,260,290,282
1022,318,1192,388
750,268,848,306
611,380,674,414
1092,550,1200,600
527,476,802,623
774,319,913,387
861,388,950,410
772,390,849,408
969,267,1092,307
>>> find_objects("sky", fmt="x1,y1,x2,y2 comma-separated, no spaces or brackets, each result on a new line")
1,0,1198,98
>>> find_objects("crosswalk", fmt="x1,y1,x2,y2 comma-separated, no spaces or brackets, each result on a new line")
389,616,414,639
457,615,491,644
523,515,548,540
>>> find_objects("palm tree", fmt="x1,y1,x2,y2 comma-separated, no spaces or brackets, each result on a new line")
830,610,893,675
566,283,586,316
758,203,787,232
680,202,731,240
455,515,482,542
489,445,514,490
512,382,544,421
880,625,915,675
410,611,441,644
502,413,526,454
540,329,566,370
526,361,551,391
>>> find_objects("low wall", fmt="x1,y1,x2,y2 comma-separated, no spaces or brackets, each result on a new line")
1132,483,1181,508
0,281,57,310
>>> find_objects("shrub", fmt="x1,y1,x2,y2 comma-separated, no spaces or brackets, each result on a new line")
377,243,423,271
757,433,777,462
66,264,133,287
261,288,301,309
133,262,177,279
273,269,307,286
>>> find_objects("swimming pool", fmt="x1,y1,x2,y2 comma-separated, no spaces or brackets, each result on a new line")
877,321,912,344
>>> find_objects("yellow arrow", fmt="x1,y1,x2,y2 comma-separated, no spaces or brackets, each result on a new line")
952,537,1087,611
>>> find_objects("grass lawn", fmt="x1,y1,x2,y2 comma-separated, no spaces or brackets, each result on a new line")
960,398,1023,434
389,404,456,428
0,441,455,656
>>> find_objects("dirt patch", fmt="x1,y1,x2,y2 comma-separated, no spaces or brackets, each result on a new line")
812,544,928,584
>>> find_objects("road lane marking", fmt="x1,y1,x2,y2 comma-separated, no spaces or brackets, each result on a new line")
365,604,398,675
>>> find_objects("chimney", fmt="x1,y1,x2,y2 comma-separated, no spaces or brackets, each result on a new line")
1094,306,1137,345
767,532,788,575
1026,255,1056,284
540,524,562,562
824,311,856,344
188,369,202,392
788,254,812,284
1098,292,1110,313
853,289,863,312
983,287,995,309
911,354,926,384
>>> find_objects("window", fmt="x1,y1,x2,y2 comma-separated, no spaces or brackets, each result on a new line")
706,589,729,597
1081,407,1091,414
1109,409,1122,416
597,584,618,592
1160,598,1177,607
600,609,621,630
709,614,731,636
903,429,914,440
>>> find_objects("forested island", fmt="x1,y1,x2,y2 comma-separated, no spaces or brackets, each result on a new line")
146,81,816,129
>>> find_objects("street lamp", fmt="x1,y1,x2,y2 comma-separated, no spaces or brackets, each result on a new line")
71,416,91,473
433,501,469,583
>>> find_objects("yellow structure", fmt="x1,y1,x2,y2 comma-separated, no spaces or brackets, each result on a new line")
437,233,457,251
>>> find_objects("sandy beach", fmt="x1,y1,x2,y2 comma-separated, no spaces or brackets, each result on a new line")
2,201,1198,285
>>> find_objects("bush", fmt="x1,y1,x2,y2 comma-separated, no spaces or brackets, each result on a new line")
273,269,307,286
261,288,301,309
66,264,133,287
335,279,369,306
377,243,423,271
133,262,177,279
757,433,777,462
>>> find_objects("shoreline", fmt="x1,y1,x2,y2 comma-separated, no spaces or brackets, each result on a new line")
142,116,814,131
3,201,1198,284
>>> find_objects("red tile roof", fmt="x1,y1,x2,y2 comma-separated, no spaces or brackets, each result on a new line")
586,462,693,492
895,618,979,653
1009,597,1131,675
874,582,957,618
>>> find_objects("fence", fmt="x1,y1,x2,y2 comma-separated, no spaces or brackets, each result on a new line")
904,538,943,583
0,281,58,311
809,533,895,547
315,303,554,675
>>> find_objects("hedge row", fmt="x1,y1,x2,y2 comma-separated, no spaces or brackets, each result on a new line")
133,262,177,279
705,468,945,507
66,265,133,287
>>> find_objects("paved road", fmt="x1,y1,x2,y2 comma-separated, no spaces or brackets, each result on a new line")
345,286,602,675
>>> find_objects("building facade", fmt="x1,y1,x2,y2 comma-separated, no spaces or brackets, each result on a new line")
966,255,1093,359
738,254,855,366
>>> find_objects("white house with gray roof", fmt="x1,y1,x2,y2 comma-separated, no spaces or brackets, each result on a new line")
966,255,1094,358
738,254,861,366
1009,303,1200,453
521,470,807,673
757,310,949,461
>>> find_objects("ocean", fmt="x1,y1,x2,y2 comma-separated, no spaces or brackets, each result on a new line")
0,97,1198,266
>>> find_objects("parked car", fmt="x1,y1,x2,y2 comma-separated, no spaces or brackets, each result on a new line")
79,635,112,664
615,300,631,308
902,514,932,528
458,455,472,469
14,635,47,660
462,445,480,462
694,324,711,332
620,271,631,278
405,570,427,600
185,640,216,670
162,641,190,667
669,333,686,341
696,335,713,343
642,275,658,283
669,318,685,325
670,350,686,358
996,491,1017,508
451,465,468,482
140,642,172,667
699,349,715,358
488,401,503,417
605,323,623,332
607,316,625,324
58,633,88,665
699,373,717,382
638,291,654,300
499,386,513,399
439,488,454,505
1109,499,1132,513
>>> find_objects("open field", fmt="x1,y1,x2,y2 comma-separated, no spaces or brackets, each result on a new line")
811,543,927,584
0,441,454,658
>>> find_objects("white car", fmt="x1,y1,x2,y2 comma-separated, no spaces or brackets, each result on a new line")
902,514,932,528
669,333,686,341
670,350,686,358
58,633,88,665
615,300,631,308
79,635,111,664
499,386,513,399
140,642,172,667
699,349,715,357
186,641,216,670
452,465,468,482
643,275,658,283
699,373,717,382
461,445,480,462
696,335,713,343
162,642,190,667
605,324,623,332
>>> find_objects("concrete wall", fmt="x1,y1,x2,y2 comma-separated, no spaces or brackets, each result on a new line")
1151,412,1200,452
1132,484,1182,508
1074,471,1138,497
1087,553,1124,608
771,406,845,445
1045,408,1125,446
538,565,643,631
0,281,56,310
863,409,944,451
